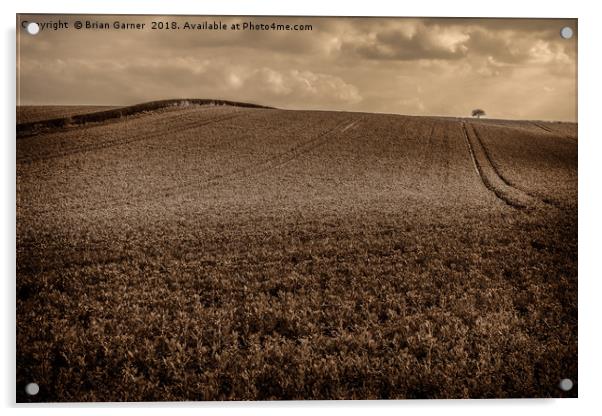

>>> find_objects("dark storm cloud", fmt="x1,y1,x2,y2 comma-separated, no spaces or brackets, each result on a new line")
16,15,577,121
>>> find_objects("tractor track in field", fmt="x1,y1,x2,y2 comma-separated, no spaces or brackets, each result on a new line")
16,111,246,165
531,121,554,133
244,117,364,176
144,116,362,199
531,121,577,141
470,123,568,210
340,120,360,133
461,121,539,209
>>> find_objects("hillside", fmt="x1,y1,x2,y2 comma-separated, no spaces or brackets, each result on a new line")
16,99,274,137
17,105,119,124
16,103,577,401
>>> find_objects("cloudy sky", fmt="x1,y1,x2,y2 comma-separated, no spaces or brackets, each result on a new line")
17,15,577,121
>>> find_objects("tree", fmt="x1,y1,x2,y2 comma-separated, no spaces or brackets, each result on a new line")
472,109,486,118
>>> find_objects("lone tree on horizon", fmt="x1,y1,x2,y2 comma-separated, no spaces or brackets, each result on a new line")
472,109,486,118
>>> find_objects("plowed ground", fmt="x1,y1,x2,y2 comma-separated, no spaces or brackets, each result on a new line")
16,106,577,401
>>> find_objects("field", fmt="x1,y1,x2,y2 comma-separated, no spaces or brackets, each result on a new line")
16,105,119,124
16,103,577,401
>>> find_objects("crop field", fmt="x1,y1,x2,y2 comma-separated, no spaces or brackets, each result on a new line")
16,103,577,401
16,105,119,124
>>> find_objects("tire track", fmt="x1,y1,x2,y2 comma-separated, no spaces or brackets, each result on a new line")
111,116,356,209
531,121,577,141
249,116,365,174
461,123,482,178
461,122,536,209
471,124,524,191
531,121,553,133
340,120,359,133
17,111,246,164
471,124,568,209
159,116,359,197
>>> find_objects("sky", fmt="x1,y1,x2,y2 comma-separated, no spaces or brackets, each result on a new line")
17,15,577,121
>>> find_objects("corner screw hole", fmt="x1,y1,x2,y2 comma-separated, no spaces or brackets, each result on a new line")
26,22,40,35
559,378,573,391
25,382,39,396
560,26,574,39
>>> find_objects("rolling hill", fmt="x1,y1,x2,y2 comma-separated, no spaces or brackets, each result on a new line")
16,101,577,401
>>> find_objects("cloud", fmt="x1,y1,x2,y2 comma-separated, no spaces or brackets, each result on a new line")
17,15,577,121
242,68,362,107
339,22,469,61
464,29,528,64
18,55,361,109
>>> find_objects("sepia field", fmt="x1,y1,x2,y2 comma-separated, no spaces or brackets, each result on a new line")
16,103,577,401
16,105,119,124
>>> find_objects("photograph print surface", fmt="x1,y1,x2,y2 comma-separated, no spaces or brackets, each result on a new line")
16,15,577,401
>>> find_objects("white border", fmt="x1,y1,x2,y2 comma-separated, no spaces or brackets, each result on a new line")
3,1,600,415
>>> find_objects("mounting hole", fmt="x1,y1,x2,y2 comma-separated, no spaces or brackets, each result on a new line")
25,382,39,396
560,26,574,39
559,378,573,391
26,22,40,35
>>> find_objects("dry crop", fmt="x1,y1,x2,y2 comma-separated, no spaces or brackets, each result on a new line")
16,103,577,401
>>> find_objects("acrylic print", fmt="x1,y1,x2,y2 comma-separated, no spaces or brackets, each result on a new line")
16,15,577,401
